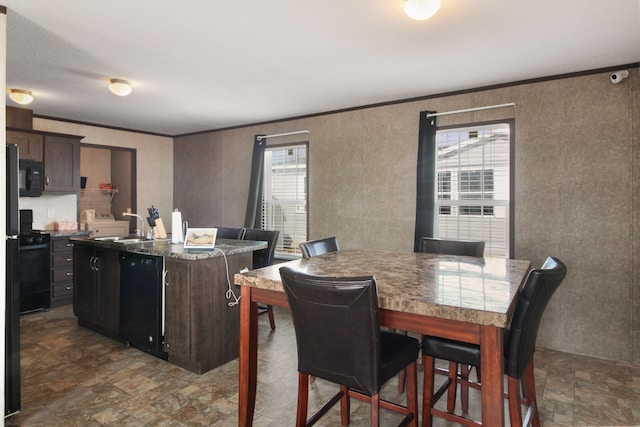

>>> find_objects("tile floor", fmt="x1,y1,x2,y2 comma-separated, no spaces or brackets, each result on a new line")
6,305,640,426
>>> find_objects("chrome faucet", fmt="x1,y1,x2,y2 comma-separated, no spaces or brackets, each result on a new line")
122,213,145,237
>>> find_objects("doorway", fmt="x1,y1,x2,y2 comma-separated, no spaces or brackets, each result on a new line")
79,144,136,232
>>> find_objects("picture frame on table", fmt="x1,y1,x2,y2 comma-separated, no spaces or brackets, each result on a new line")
183,228,217,249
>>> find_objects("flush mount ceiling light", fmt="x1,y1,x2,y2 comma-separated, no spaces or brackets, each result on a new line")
108,79,132,96
8,88,34,105
404,0,441,20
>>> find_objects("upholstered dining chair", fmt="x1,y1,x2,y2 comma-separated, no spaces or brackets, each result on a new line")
279,266,420,427
244,228,280,330
421,256,567,427
215,226,246,240
420,237,485,257
404,237,486,397
299,236,340,258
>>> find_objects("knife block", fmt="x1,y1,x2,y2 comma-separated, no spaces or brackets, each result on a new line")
154,218,167,239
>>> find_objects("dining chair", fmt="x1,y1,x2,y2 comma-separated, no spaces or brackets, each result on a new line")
279,266,419,427
420,237,485,257
243,228,280,330
421,256,567,427
215,226,246,240
299,236,340,258
404,237,486,398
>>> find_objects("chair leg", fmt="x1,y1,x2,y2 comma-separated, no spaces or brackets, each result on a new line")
297,373,309,427
422,354,436,427
460,364,470,412
267,305,276,330
340,384,350,427
446,361,458,412
406,361,419,427
507,375,523,427
370,392,380,427
398,368,406,393
523,360,541,427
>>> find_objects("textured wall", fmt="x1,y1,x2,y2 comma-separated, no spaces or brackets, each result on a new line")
175,68,639,363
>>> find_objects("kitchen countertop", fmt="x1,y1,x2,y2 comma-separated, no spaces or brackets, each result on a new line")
70,236,267,260
48,231,91,238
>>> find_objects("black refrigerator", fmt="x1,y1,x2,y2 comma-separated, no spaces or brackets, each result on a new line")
5,144,21,416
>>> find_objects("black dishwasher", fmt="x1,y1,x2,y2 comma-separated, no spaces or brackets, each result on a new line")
119,252,167,360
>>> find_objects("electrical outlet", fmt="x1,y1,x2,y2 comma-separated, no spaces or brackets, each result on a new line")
47,208,55,218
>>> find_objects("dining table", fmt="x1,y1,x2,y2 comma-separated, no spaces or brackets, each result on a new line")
234,249,532,426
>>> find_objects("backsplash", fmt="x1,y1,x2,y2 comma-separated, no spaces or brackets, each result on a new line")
19,194,78,231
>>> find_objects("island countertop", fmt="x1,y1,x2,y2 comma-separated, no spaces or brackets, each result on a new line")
70,236,267,260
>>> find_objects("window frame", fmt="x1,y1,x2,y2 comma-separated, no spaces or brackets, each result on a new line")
260,141,309,259
434,120,515,258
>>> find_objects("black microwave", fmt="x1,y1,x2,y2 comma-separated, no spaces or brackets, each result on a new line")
19,159,43,197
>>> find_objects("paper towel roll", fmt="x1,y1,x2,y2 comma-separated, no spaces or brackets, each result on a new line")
171,210,183,243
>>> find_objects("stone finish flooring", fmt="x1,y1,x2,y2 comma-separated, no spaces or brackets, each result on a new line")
6,305,640,426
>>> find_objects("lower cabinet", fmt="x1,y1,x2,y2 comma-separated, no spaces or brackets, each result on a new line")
51,237,74,307
164,252,251,374
73,243,120,338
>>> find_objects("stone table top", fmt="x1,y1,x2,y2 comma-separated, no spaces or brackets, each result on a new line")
235,250,532,328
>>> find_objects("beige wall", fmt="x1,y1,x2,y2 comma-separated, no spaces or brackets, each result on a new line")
32,119,174,232
174,68,640,364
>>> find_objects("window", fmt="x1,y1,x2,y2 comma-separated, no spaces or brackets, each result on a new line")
435,123,511,257
261,144,308,258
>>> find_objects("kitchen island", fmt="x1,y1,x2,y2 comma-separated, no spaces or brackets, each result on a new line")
71,236,267,374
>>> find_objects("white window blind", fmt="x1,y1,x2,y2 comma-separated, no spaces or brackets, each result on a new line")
435,123,510,257
261,144,308,257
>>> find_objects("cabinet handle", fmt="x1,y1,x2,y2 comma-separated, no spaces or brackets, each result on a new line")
66,243,73,247
46,175,50,185
94,257,100,271
66,286,72,290
66,272,73,276
66,258,73,262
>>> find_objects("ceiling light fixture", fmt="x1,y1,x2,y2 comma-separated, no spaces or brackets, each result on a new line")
8,89,34,105
108,79,132,96
404,0,441,20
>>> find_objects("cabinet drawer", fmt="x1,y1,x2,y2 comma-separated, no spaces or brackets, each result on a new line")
52,238,74,253
52,282,73,297
53,268,74,282
53,253,74,268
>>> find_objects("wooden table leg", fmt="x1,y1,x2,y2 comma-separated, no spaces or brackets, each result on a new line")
480,324,505,427
239,285,258,426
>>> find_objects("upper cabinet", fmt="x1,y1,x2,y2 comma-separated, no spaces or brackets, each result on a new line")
7,130,44,161
6,128,83,194
43,134,82,193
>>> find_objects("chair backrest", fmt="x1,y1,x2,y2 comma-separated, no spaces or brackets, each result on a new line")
299,236,340,258
244,228,280,269
216,226,246,240
505,256,567,379
420,237,485,257
279,266,383,395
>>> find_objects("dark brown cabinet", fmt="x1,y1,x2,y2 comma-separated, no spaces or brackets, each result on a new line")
73,243,121,338
164,252,251,374
43,135,82,193
6,130,43,161
51,237,74,307
5,128,82,194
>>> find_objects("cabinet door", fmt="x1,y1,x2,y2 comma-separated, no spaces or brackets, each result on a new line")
164,258,191,359
6,131,43,161
43,135,81,192
73,245,96,321
95,249,120,333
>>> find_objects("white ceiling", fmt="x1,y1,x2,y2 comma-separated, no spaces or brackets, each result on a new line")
3,0,640,136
